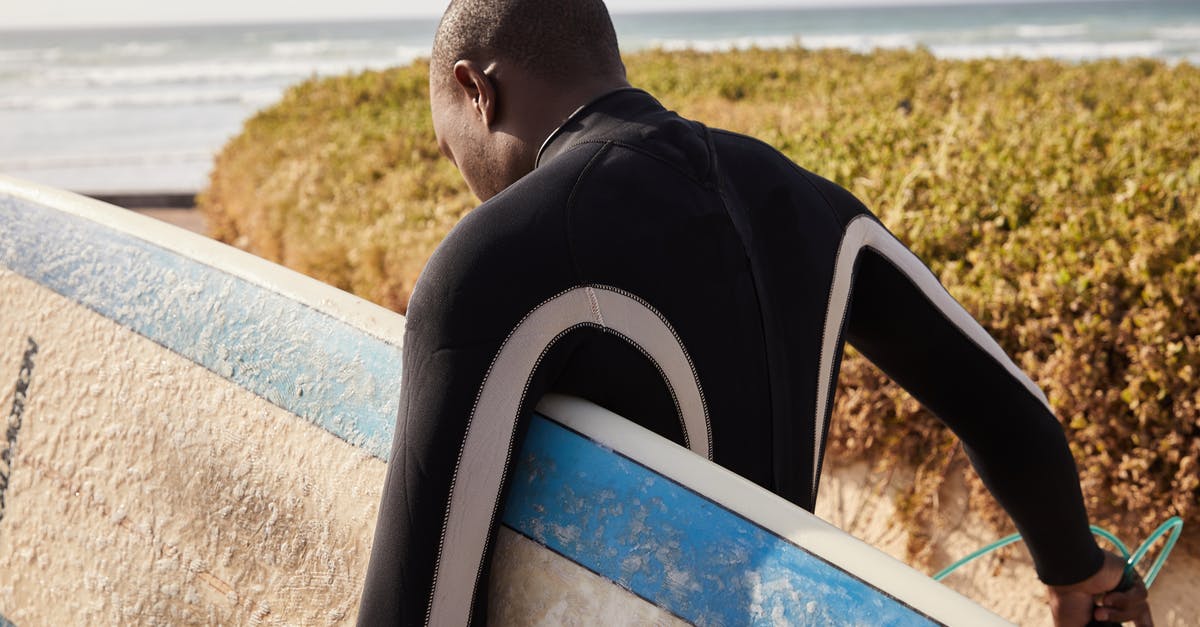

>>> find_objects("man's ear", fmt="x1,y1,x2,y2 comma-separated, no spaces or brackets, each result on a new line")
452,60,498,129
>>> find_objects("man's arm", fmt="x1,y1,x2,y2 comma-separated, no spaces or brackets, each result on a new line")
837,218,1150,624
843,242,1103,583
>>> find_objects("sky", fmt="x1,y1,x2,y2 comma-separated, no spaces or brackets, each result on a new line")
2,0,1083,30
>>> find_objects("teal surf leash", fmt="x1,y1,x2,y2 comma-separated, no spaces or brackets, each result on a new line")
933,516,1184,625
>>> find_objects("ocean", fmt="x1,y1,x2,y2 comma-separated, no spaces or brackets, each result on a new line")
1,0,1197,193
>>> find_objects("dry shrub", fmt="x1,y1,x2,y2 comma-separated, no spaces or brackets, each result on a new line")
200,48,1199,553
200,60,474,312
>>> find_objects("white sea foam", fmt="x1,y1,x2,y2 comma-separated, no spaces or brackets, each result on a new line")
1153,24,1200,40
100,42,174,58
269,39,377,57
801,32,919,51
41,57,408,88
644,32,1172,63
4,41,429,112
649,35,800,52
931,39,1166,61
0,88,281,112
0,150,214,171
647,32,918,54
26,42,428,89
0,47,63,63
1015,23,1089,39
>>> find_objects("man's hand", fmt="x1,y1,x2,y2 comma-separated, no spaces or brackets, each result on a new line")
1047,550,1153,626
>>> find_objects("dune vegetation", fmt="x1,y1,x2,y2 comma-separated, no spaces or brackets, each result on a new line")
200,47,1199,556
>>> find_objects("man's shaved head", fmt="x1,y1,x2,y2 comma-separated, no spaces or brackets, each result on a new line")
432,0,625,85
428,0,631,201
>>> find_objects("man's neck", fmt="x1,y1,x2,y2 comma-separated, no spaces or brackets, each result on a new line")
533,85,643,168
509,74,632,171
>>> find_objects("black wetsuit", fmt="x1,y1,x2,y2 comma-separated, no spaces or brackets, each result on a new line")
358,88,1103,625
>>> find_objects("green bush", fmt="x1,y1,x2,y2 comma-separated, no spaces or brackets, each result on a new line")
200,48,1199,554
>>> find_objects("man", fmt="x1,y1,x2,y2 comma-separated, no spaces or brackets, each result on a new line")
359,1,1153,625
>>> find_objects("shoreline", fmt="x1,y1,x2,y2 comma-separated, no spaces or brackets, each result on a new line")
85,190,209,235
84,191,196,210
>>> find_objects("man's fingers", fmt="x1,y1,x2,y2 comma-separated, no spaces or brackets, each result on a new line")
1046,551,1154,627
1091,568,1151,624
1101,583,1148,610
1112,607,1155,627
1095,605,1141,623
1094,588,1153,625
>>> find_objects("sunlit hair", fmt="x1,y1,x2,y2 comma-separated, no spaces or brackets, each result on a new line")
431,0,625,84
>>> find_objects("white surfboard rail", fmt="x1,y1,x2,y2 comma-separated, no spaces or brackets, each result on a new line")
0,174,405,348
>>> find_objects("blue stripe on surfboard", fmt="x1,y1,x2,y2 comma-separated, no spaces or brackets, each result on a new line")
503,415,941,626
0,613,13,627
0,194,400,460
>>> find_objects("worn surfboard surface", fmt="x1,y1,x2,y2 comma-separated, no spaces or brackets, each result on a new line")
0,175,1009,625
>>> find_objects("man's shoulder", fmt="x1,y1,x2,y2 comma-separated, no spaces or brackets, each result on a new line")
453,144,606,237
709,127,806,175
707,126,871,226
407,148,601,323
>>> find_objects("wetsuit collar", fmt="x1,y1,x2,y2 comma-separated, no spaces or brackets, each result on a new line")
534,87,662,169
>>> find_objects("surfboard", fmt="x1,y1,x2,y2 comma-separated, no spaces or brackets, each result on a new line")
0,174,1010,625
